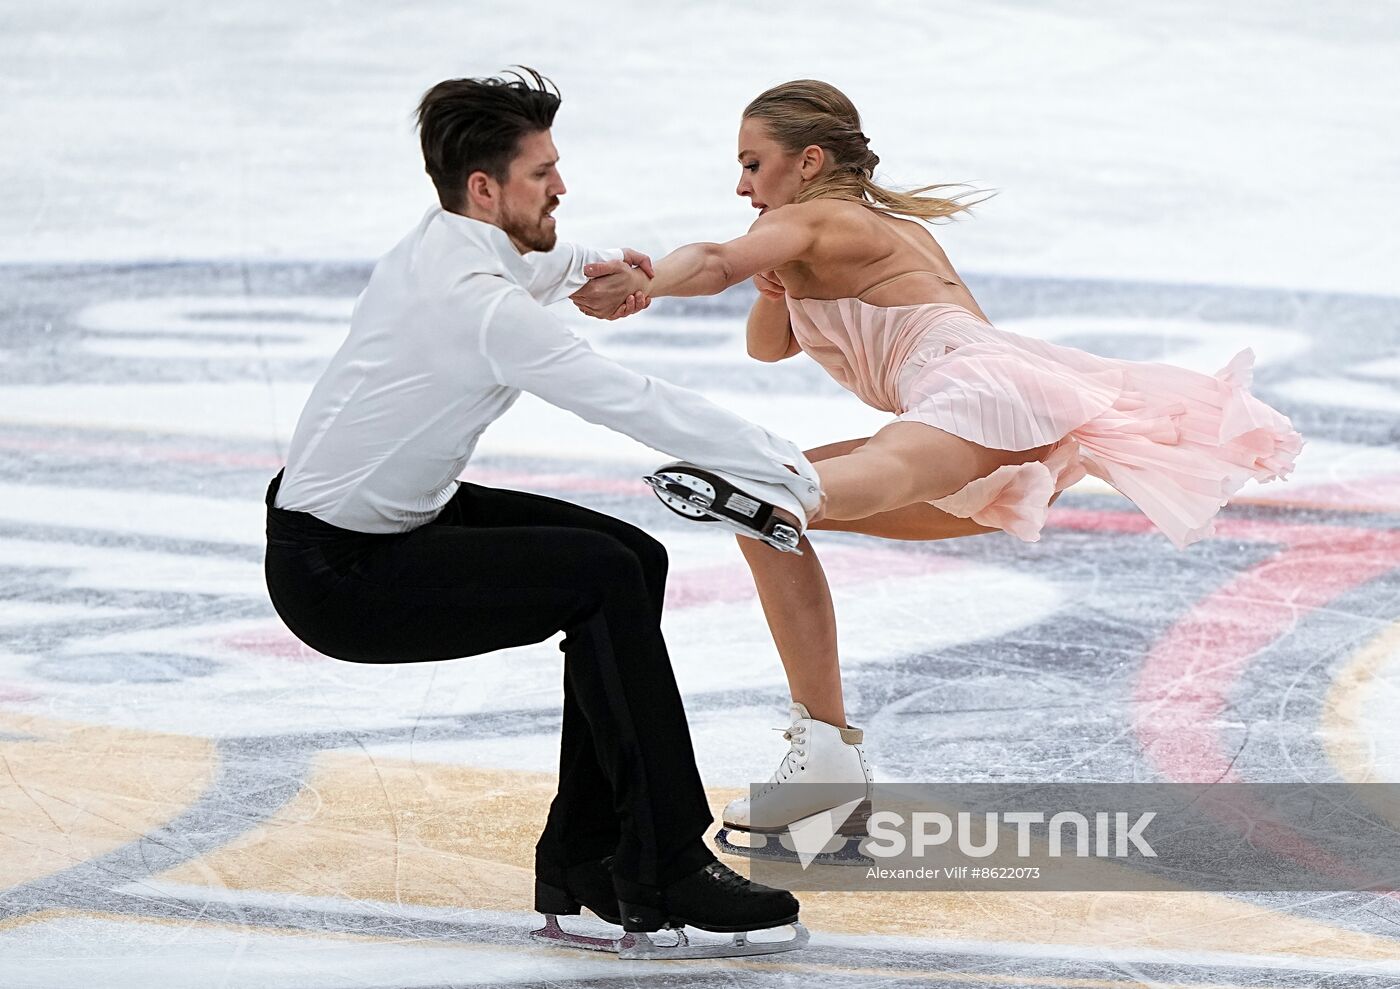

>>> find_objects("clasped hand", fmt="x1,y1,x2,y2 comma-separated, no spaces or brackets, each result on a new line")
570,248,653,320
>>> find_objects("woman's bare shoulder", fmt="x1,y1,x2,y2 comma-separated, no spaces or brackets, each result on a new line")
801,199,943,248
801,197,880,225
756,198,872,227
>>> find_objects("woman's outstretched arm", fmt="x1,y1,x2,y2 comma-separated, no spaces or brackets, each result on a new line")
651,208,817,297
582,206,819,304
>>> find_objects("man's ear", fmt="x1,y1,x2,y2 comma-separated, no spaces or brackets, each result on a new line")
465,171,496,214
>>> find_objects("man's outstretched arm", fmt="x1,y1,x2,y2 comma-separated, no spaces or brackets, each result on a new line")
475,281,822,512
525,243,653,308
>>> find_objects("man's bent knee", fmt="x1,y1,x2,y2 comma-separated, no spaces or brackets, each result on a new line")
611,523,668,585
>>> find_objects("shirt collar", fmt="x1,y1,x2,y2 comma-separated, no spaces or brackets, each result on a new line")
433,207,533,286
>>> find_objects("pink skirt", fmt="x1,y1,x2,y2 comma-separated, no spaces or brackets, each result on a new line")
893,328,1303,550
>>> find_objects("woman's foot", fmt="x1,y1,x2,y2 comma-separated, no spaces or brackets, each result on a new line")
718,703,874,862
644,462,811,554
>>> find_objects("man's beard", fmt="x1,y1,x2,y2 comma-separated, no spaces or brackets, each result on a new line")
501,199,558,252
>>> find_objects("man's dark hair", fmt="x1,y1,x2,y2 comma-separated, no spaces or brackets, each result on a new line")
416,67,561,212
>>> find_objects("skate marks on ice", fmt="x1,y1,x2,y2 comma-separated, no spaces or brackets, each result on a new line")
7,714,1400,988
3,263,1400,984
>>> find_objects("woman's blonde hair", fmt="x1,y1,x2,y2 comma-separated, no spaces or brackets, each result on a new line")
743,80,989,222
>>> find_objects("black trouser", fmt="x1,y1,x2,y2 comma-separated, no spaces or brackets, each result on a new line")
263,470,715,897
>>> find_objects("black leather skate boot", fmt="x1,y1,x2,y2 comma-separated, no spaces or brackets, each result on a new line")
614,860,799,934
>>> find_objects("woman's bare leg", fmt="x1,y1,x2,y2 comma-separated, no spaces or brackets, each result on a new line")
736,531,845,725
818,422,1053,521
734,438,859,728
737,429,1056,728
811,501,998,540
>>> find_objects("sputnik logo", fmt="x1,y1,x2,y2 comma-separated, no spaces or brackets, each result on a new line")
787,798,865,869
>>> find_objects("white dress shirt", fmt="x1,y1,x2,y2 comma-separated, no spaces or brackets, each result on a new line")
274,206,820,533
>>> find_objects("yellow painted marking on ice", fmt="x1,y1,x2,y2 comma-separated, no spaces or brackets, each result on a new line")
1,713,1395,967
0,908,72,933
1322,620,1400,830
0,712,215,890
159,751,548,909
159,750,1400,964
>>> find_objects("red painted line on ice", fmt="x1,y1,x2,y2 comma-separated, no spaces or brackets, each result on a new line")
1122,514,1400,888
219,630,329,662
1128,523,1400,780
0,684,38,703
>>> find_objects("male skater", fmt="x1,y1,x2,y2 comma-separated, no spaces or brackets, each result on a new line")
262,69,819,958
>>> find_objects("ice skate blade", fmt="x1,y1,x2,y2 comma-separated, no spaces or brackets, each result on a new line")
620,922,809,960
715,826,873,867
529,914,636,954
642,472,718,520
643,474,804,556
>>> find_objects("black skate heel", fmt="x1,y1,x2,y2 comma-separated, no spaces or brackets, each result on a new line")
530,863,636,955
534,878,581,917
535,858,623,925
618,899,669,933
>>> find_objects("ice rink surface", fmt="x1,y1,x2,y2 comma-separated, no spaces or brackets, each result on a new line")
2,2,1399,986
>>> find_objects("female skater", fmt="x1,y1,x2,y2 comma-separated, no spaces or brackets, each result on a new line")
575,80,1301,851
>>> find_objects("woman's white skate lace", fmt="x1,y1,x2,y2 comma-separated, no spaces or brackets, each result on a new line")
758,724,807,796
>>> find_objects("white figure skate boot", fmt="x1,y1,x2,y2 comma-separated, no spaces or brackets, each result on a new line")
643,462,819,555
716,703,874,866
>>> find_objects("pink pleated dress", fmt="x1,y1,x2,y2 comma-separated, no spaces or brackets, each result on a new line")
785,292,1303,549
